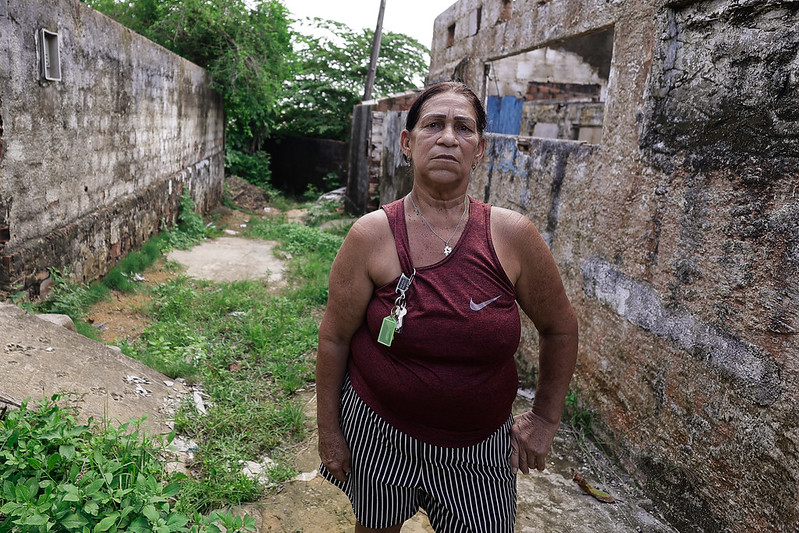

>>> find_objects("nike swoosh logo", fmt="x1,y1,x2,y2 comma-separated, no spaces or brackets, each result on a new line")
470,295,501,311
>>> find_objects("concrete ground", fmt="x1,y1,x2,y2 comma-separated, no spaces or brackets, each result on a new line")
1,230,677,532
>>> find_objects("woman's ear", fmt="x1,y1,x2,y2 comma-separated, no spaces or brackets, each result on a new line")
400,129,412,159
474,136,486,165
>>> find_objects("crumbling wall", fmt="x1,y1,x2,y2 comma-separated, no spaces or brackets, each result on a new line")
0,0,224,296
419,0,799,531
347,91,417,214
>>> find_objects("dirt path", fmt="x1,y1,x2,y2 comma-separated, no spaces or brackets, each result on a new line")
80,202,675,532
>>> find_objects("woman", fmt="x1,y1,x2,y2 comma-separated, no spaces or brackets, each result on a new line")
316,82,578,532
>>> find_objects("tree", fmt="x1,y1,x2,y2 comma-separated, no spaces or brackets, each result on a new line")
278,18,429,141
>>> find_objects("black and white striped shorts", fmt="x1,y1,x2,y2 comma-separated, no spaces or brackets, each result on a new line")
320,377,516,532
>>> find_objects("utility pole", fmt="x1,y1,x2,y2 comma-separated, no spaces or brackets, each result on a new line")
362,0,386,101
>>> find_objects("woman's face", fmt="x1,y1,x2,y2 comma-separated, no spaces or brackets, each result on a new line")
401,92,486,189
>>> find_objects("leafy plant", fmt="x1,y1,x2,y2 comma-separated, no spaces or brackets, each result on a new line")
563,388,595,437
225,149,273,190
0,396,254,532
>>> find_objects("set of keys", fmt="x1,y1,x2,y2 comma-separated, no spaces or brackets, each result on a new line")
377,269,415,347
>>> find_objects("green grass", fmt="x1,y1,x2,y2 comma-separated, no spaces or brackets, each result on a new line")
563,388,596,438
244,215,345,306
3,193,348,525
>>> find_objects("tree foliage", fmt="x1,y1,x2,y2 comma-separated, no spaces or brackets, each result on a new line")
278,18,429,140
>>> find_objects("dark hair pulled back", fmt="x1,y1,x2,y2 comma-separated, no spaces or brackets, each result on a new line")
405,82,487,136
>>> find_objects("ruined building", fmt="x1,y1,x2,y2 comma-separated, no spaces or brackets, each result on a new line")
0,0,225,297
351,0,799,530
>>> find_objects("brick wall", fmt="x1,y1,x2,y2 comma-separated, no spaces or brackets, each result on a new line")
525,81,602,102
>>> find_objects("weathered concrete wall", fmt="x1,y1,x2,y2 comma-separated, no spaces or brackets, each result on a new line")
347,91,419,215
419,0,799,531
0,0,225,296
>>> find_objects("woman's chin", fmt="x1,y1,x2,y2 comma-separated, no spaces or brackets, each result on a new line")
418,168,468,186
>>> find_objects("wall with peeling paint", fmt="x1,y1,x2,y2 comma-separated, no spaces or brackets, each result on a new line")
0,0,224,296
367,0,799,531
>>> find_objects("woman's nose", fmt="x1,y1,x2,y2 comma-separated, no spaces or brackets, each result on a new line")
437,124,458,145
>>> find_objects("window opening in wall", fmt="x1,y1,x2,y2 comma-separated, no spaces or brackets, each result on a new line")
484,27,614,145
470,6,482,35
447,23,456,47
39,29,61,81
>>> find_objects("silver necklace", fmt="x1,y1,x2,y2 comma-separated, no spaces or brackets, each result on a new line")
409,194,469,256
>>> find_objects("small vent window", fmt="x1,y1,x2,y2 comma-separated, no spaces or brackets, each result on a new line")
447,23,456,48
39,29,61,81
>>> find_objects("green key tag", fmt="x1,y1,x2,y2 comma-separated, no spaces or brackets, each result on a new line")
377,315,397,346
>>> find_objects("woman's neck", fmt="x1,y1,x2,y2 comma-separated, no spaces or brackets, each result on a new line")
409,186,468,213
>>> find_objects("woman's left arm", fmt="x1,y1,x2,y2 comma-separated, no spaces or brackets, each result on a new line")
495,209,578,474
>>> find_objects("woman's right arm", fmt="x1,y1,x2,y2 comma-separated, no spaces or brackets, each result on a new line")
316,212,388,482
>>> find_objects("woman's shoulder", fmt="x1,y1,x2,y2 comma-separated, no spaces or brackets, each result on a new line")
347,208,390,244
490,205,538,241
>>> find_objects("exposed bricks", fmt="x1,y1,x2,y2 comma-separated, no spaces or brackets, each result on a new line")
0,174,188,294
525,81,601,102
499,0,512,22
373,91,419,113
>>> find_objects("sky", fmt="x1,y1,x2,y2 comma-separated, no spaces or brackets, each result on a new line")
281,0,456,49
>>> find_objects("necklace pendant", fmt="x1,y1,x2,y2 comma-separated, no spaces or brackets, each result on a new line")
443,245,452,256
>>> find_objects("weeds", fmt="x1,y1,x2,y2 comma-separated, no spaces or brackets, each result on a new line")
0,395,254,532
245,216,344,305
27,192,211,329
120,278,318,512
563,388,596,439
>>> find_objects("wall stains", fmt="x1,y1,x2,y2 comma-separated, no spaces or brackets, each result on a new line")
353,0,799,528
581,256,781,406
642,2,799,161
483,135,587,246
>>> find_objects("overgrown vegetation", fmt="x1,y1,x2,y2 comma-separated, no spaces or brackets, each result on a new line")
0,396,255,532
278,18,429,140
3,196,348,527
563,388,596,439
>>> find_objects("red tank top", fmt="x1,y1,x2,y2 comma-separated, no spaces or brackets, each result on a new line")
348,197,521,447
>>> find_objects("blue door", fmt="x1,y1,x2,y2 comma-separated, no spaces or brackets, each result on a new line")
486,96,523,135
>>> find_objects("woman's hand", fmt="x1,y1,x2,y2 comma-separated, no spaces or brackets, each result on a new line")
318,428,351,483
509,410,561,474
